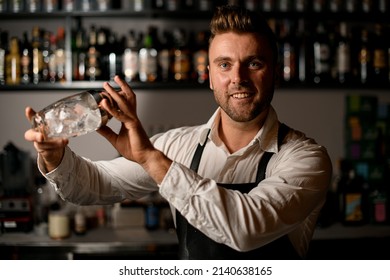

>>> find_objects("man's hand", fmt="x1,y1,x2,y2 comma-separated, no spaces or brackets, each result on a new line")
98,75,172,184
24,107,68,172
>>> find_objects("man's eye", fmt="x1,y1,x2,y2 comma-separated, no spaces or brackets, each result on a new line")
249,61,263,69
219,62,229,69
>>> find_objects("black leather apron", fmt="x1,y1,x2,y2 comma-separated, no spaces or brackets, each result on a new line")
176,123,301,259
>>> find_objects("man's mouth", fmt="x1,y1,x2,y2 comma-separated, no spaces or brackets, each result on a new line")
231,92,251,99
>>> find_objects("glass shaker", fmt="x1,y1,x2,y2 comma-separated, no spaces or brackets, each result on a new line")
31,90,111,139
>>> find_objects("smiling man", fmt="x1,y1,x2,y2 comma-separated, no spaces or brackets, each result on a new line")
24,5,332,260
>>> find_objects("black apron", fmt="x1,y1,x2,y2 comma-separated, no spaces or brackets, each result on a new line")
176,123,301,259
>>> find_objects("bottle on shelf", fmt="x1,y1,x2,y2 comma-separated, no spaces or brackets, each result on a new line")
26,0,41,12
139,27,158,83
345,0,358,12
20,31,32,85
296,19,310,84
158,30,172,82
86,25,102,81
41,31,52,82
55,27,66,82
123,30,140,83
337,160,369,226
294,0,307,12
0,30,8,85
171,28,191,82
72,23,88,81
107,31,122,81
31,26,43,84
278,20,297,84
312,22,332,84
336,22,352,85
372,24,388,85
357,27,372,85
192,30,209,84
5,36,21,85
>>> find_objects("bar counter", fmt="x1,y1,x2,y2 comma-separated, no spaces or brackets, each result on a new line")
1,223,389,260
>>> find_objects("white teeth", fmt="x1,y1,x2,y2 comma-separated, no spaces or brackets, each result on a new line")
232,93,250,99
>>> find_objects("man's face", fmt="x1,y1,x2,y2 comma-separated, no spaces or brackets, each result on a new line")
208,32,276,123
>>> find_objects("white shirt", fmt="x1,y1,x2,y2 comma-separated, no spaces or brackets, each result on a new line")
41,106,332,258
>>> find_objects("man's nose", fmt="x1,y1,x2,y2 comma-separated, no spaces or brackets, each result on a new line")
231,65,248,84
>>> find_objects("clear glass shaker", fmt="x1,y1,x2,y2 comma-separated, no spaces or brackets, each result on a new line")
31,90,111,139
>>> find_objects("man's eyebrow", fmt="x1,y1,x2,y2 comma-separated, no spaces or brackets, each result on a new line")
212,56,232,63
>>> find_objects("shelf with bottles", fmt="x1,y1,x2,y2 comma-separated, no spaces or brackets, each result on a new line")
1,1,390,90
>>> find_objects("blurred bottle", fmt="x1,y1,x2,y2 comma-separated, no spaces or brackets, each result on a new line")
312,22,332,84
338,160,369,226
0,31,8,85
158,30,172,82
279,20,297,84
55,27,66,82
139,28,158,82
26,0,41,12
357,28,372,85
31,26,43,84
123,30,140,82
372,24,388,85
192,30,209,84
336,22,352,85
20,32,32,85
5,37,21,85
171,28,191,82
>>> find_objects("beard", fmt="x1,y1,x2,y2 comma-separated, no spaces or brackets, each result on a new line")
214,86,274,123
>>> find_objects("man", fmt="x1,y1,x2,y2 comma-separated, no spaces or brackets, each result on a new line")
24,5,332,259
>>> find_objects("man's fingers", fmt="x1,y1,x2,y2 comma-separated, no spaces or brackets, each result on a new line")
25,107,36,121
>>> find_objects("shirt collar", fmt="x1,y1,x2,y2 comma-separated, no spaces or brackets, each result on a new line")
198,106,280,153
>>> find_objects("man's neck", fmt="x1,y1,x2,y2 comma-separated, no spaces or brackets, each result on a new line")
218,109,268,154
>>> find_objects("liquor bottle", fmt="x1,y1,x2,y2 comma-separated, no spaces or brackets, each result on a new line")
123,30,140,82
378,0,388,12
370,182,388,225
294,0,306,12
20,32,32,84
277,0,291,11
166,0,180,11
96,27,109,80
48,33,57,83
32,90,112,139
261,0,275,11
357,28,372,85
312,22,332,84
152,0,165,9
279,20,297,84
42,0,59,12
26,0,41,12
296,19,309,83
5,37,21,85
338,161,369,226
9,0,24,12
372,24,388,85
362,0,374,12
55,27,66,82
41,31,51,82
345,0,357,12
192,30,209,84
72,24,87,81
336,22,352,84
329,0,342,12
171,28,191,82
139,28,158,83
31,26,43,84
107,31,122,81
158,30,172,82
86,25,102,81
312,0,326,12
0,31,8,85
198,0,212,11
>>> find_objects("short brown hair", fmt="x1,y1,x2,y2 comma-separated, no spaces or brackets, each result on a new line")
209,5,278,65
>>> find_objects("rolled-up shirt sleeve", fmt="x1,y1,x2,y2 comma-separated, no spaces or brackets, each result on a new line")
40,147,158,205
